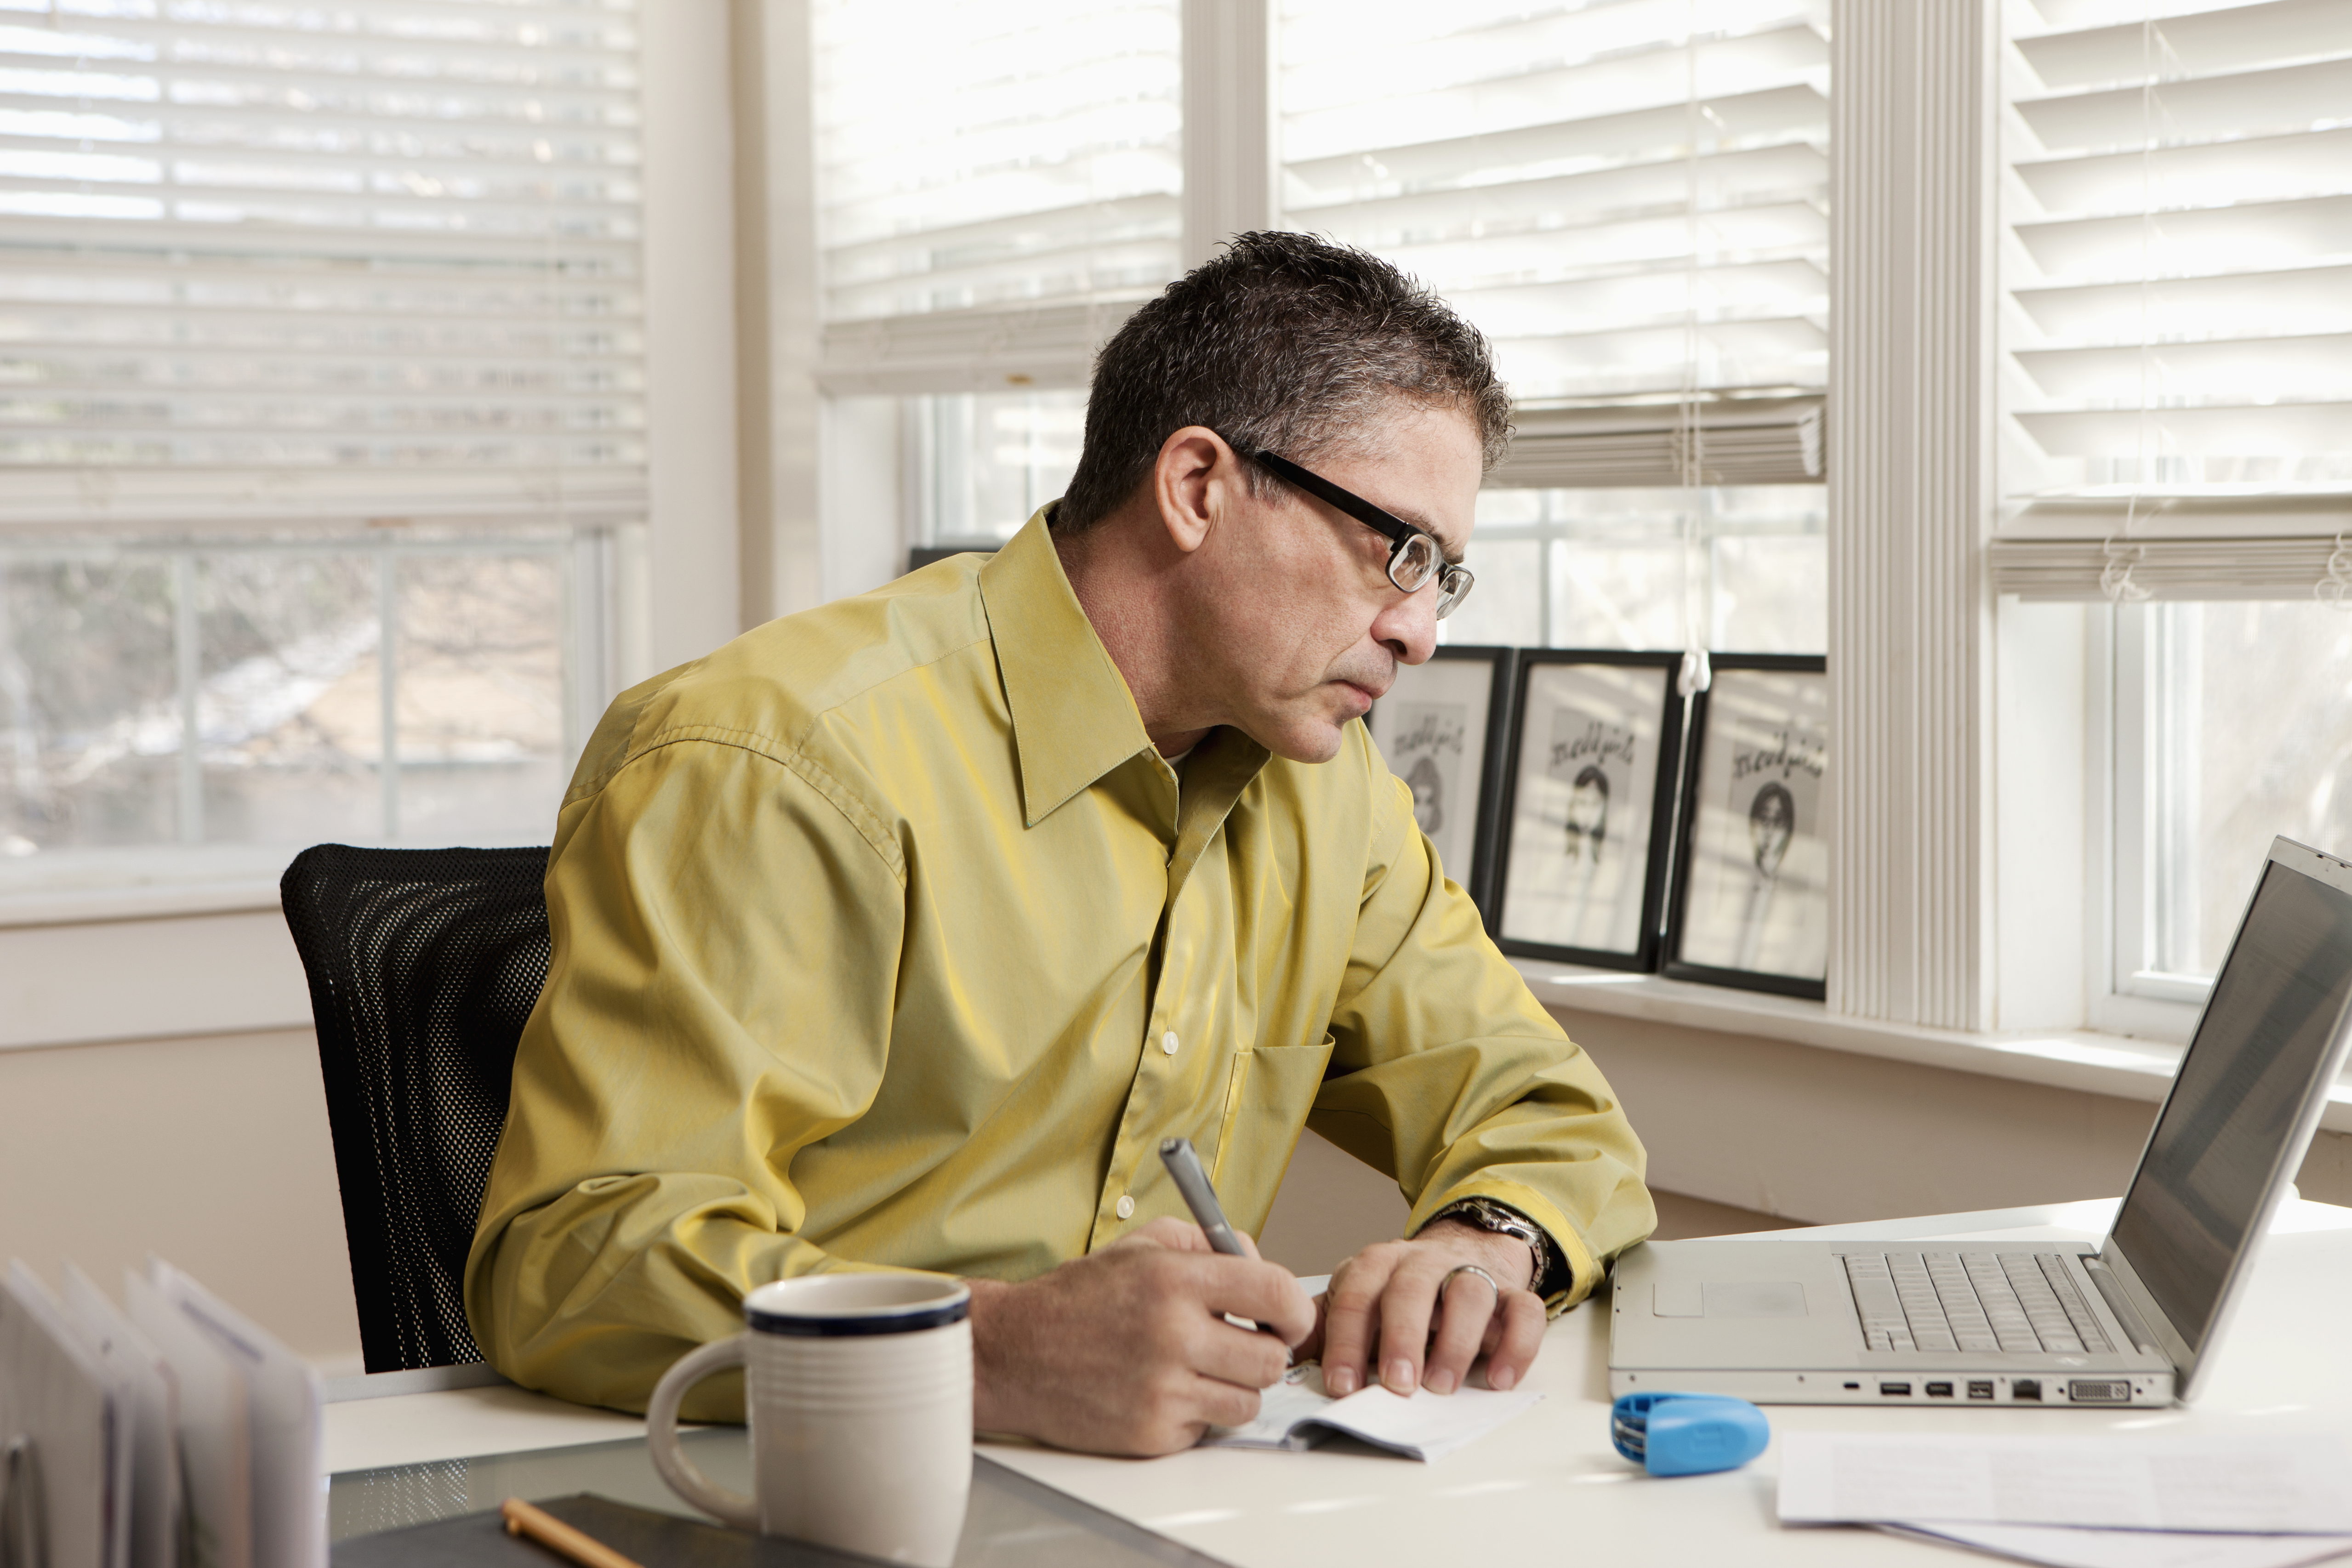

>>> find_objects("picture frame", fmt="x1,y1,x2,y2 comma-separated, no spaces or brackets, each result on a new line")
1663,654,1829,1000
1365,645,1517,920
1490,650,1686,971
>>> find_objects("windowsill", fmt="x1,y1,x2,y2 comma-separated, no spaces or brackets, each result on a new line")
1512,958,2352,1137
0,844,297,928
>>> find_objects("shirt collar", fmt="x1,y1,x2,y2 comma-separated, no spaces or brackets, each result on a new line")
979,506,1164,828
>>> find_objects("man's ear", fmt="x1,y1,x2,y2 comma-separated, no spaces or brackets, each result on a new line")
1151,426,1241,557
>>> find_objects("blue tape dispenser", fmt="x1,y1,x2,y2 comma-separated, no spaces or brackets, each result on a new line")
1610,1392,1770,1477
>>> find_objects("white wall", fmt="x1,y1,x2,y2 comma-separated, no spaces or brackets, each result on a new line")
0,1027,361,1367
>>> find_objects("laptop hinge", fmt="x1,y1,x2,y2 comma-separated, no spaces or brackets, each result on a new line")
2081,1255,2161,1357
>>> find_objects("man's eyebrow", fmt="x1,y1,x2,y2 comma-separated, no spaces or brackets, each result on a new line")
1389,506,1467,568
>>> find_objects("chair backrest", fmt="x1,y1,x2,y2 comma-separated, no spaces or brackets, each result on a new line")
280,843,551,1374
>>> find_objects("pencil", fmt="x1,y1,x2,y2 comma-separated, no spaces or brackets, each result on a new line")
501,1497,646,1568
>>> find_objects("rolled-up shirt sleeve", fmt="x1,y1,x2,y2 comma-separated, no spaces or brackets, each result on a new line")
465,732,926,1418
1311,768,1657,1313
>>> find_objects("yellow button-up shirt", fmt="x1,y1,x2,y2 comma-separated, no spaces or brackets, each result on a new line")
466,509,1654,1415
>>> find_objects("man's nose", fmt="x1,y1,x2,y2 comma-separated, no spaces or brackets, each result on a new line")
1373,582,1441,665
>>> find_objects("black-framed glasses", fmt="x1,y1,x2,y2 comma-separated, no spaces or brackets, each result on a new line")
1241,448,1475,620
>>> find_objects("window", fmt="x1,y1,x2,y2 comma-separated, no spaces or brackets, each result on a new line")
1999,0,2352,1001
0,0,641,877
2113,599,2352,998
908,390,1088,548
814,2,1834,606
812,0,1183,323
1277,0,1830,654
810,0,1181,558
1446,484,1825,652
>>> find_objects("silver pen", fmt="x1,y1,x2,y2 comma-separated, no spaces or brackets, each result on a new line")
1158,1136,1287,1337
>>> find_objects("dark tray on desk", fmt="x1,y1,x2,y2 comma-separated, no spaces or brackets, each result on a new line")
334,1494,866,1567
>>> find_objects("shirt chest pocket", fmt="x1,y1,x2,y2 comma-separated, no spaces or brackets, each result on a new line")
1208,1034,1337,1234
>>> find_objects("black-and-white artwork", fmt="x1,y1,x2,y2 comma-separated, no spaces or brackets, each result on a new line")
1664,656,1829,998
1492,652,1684,970
1366,646,1514,916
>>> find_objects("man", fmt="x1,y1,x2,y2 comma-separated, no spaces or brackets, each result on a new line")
465,231,1655,1457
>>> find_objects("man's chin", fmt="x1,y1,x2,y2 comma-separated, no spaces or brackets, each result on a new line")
1238,711,1351,766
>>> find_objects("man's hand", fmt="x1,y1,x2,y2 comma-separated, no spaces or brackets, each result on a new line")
1301,1218,1549,1398
966,1217,1317,1456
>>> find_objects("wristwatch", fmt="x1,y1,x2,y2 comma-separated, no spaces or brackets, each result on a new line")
1427,1197,1567,1297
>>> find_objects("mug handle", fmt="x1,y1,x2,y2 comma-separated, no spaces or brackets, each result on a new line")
645,1335,760,1531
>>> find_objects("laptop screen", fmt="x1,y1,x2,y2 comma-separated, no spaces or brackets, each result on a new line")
2110,857,2352,1352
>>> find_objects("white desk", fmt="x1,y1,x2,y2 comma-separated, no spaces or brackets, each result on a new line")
328,1199,2352,1566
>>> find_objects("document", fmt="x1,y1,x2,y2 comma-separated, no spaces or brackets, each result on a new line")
147,1260,325,1568
1,1261,125,1568
126,1267,252,1568
1202,1363,1542,1461
1778,1432,2352,1534
1879,1521,2352,1568
60,1266,183,1568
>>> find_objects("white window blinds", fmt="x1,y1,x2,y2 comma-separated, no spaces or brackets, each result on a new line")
1995,0,2352,598
0,0,645,534
1276,0,1829,487
813,0,1182,394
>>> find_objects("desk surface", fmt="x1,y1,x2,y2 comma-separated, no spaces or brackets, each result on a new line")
327,1199,2352,1566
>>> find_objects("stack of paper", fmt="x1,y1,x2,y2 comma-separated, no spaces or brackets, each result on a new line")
1778,1432,2352,1568
1204,1363,1543,1461
0,1256,324,1568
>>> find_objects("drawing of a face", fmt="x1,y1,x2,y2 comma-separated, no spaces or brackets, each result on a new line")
1404,755,1445,835
1566,765,1609,864
1750,781,1795,880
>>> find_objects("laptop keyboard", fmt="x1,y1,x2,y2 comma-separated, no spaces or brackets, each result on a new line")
1843,1252,2112,1354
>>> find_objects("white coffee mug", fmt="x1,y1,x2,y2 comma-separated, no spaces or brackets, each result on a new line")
645,1274,973,1567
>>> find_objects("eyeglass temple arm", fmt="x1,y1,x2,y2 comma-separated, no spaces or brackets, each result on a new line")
1241,449,1416,547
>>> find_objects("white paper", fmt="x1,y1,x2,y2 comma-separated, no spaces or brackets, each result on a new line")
148,1260,325,1568
1779,1433,2352,1534
1202,1364,1543,1461
2,1260,125,1568
126,1268,251,1568
60,1264,181,1568
1879,1521,2352,1568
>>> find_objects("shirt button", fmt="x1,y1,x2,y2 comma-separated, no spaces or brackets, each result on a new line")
1161,1031,1179,1056
1116,1195,1135,1220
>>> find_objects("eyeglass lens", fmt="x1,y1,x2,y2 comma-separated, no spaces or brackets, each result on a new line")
1389,533,1473,620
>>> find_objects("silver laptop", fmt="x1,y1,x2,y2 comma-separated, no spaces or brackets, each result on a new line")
1610,836,2352,1409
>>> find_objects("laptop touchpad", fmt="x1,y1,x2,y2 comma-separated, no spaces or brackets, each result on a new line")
1703,1281,1808,1318
1652,1281,1810,1317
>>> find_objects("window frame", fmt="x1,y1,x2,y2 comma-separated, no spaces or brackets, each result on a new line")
0,0,736,991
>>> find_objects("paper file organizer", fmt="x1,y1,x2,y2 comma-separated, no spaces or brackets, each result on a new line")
0,1258,324,1568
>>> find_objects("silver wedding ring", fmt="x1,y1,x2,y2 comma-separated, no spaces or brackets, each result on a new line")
1440,1263,1500,1301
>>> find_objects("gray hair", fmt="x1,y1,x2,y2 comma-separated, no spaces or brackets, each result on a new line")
1054,231,1512,533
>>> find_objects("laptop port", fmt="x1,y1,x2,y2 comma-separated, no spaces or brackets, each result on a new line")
2068,1379,2131,1403
2012,1379,2041,1401
1843,1381,1860,1390
1967,1381,1995,1400
1879,1381,1912,1397
1925,1381,1953,1398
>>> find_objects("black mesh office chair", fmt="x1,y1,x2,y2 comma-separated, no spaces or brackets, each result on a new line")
280,843,551,1374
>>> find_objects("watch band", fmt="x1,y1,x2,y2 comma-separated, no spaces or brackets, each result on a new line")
1427,1197,1567,1297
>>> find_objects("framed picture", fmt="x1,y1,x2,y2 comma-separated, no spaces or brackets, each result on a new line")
1491,650,1686,971
1365,645,1516,918
1663,654,1829,1000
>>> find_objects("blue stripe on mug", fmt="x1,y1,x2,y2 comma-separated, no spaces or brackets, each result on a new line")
747,1297,971,1336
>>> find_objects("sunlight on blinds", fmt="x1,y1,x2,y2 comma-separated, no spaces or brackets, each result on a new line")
2001,0,2352,502
813,0,1182,323
1277,0,1829,405
0,0,645,532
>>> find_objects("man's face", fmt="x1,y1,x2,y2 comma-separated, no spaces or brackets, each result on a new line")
1183,402,1482,764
